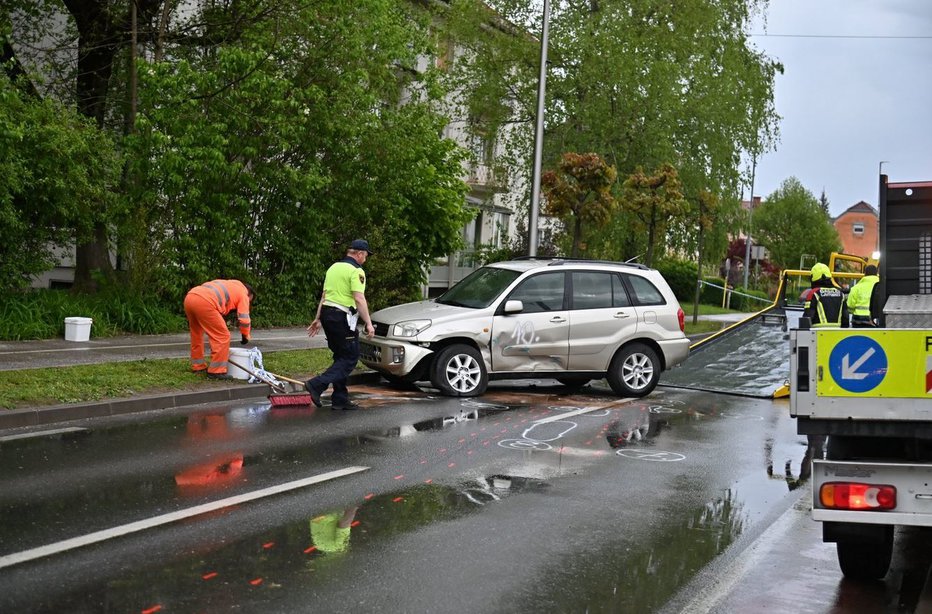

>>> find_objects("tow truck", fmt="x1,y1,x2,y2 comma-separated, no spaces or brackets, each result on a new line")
789,174,932,580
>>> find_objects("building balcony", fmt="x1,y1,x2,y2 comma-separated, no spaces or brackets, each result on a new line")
466,163,508,193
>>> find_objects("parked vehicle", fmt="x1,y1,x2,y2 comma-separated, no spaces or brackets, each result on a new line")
789,174,932,580
360,258,690,397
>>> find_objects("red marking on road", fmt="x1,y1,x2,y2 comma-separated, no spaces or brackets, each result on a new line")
439,448,447,453
394,474,404,480
483,440,490,445
481,427,487,431
467,450,474,455
500,429,508,433
458,438,465,443
470,432,477,437
202,572,218,580
420,458,427,464
364,493,375,500
350,520,360,527
424,479,433,484
142,606,162,614
448,462,456,468
392,496,403,503
304,545,318,554
262,542,275,549
249,578,263,586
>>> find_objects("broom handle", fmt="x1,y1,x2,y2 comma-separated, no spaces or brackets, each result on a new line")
227,359,288,393
261,369,306,387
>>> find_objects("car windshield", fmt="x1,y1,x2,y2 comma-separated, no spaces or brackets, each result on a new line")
435,266,521,309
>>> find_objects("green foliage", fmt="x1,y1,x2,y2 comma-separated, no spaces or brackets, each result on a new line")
700,277,728,305
0,288,185,340
730,287,771,311
0,74,121,289
655,259,699,303
753,177,842,271
621,163,687,266
542,152,618,257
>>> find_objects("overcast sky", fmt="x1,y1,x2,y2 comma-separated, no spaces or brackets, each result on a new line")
747,0,932,216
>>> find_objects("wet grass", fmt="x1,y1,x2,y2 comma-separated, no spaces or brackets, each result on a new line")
0,349,336,410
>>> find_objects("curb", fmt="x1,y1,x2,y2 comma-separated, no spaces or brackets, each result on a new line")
0,371,384,431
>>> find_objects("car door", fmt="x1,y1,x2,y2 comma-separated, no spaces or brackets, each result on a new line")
490,271,569,373
567,271,638,370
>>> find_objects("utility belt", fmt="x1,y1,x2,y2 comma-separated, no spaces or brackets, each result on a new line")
322,302,355,315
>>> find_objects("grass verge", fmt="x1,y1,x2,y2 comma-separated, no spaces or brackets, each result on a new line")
0,349,335,410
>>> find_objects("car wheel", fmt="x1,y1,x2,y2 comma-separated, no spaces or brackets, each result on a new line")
607,343,660,397
430,344,488,397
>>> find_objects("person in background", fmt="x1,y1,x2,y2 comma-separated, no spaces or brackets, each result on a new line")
184,279,254,379
847,264,881,327
802,263,848,328
305,239,375,410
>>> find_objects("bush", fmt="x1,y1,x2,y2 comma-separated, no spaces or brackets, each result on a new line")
655,259,698,303
730,287,771,311
699,276,728,305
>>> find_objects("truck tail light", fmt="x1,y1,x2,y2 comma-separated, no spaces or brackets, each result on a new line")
677,308,685,333
820,482,896,510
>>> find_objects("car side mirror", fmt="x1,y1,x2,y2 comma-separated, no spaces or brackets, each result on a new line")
503,300,524,314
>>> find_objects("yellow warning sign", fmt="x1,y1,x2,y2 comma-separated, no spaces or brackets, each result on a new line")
816,330,932,398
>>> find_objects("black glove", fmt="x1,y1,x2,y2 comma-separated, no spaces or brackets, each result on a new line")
240,334,249,345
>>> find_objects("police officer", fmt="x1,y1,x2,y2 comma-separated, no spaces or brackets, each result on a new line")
305,239,375,410
803,263,849,328
847,264,881,327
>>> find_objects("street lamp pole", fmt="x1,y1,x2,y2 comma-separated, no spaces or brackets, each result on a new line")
527,0,550,257
743,155,756,289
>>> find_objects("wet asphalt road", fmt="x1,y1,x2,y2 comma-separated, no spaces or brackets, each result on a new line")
5,379,929,613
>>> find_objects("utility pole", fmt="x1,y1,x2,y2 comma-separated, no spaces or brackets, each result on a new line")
743,156,756,289
527,0,550,257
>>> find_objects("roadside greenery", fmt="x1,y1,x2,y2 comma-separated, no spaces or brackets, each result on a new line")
0,349,333,410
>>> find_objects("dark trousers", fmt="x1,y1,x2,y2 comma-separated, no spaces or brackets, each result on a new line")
308,307,358,405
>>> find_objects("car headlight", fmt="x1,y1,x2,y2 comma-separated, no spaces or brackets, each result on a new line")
392,320,431,337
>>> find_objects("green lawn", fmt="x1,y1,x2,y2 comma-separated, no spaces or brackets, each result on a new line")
0,349,335,410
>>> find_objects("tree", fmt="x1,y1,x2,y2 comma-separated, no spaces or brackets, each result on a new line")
8,0,475,311
541,152,617,257
819,188,830,216
620,163,686,267
464,0,781,259
753,177,841,271
0,72,120,290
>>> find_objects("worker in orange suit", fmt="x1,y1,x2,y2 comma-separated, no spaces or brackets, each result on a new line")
184,279,255,379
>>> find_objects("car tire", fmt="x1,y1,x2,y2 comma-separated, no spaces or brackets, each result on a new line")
430,344,488,397
607,343,660,397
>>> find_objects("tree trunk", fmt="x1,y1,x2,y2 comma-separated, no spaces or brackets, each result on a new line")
65,0,121,291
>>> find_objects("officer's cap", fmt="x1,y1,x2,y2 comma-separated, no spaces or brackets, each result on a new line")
349,239,373,254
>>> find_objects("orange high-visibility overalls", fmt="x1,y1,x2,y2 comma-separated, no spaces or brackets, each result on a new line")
183,279,252,374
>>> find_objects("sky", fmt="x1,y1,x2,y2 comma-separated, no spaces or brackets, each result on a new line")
747,0,932,216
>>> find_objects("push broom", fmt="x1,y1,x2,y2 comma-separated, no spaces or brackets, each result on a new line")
227,359,315,407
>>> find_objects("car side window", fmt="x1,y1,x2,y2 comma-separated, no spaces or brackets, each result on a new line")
508,272,566,313
571,272,614,309
624,274,666,306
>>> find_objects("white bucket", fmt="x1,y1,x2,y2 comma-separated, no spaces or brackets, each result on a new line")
226,348,252,380
64,317,93,342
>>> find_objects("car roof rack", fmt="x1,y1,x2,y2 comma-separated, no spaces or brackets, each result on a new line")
510,256,649,270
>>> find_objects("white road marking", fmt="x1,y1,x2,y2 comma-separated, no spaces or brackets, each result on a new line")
532,397,634,424
0,465,369,569
0,427,87,443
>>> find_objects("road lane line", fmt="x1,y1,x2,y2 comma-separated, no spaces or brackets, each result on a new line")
533,398,634,424
0,427,87,443
0,466,369,570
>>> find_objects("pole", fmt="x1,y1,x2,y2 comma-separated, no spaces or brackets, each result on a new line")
528,0,550,257
743,156,756,289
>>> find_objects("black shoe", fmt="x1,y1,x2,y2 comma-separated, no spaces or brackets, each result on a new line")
332,401,361,411
207,372,233,380
304,381,322,408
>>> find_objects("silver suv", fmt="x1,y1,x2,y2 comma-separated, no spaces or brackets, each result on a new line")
360,258,690,397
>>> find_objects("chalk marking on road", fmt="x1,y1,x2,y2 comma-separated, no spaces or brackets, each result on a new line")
0,465,369,570
0,427,87,443
532,397,635,424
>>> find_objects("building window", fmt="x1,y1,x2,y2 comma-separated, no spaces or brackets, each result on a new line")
852,223,865,236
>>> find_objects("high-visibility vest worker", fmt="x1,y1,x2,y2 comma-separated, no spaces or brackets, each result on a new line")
847,264,881,327
183,279,255,378
803,263,849,328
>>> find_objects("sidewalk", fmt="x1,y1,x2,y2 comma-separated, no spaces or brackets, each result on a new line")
0,327,348,430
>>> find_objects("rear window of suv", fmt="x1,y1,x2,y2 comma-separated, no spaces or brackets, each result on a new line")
624,274,666,305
